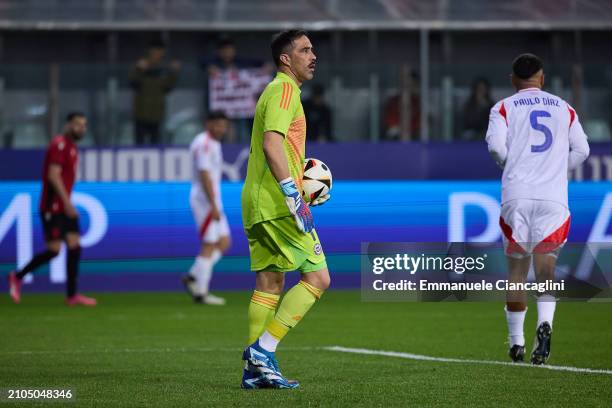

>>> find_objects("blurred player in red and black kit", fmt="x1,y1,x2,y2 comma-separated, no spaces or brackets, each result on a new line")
8,112,97,306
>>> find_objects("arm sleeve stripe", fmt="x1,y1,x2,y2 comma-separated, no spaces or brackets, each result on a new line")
568,105,576,129
287,85,294,109
280,83,289,110
280,82,293,110
499,102,508,126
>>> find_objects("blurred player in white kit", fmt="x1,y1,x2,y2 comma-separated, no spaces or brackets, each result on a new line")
182,111,231,305
486,53,590,364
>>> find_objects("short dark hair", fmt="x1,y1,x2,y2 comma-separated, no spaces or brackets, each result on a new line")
66,112,85,122
271,30,307,67
512,53,544,80
207,110,228,121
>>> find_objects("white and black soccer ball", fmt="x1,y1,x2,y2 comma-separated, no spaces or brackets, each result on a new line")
302,158,332,203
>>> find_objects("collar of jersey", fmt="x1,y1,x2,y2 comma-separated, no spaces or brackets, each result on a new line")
518,87,541,93
275,72,301,94
203,131,220,145
59,134,76,146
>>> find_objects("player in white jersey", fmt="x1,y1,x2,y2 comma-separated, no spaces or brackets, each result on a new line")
486,54,590,365
182,111,232,305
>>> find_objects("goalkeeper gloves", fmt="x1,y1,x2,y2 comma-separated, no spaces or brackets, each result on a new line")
279,177,313,233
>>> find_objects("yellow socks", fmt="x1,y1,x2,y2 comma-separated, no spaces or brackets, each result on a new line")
248,291,280,344
261,281,323,350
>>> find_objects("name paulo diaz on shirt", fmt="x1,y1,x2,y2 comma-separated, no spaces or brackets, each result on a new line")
512,96,561,108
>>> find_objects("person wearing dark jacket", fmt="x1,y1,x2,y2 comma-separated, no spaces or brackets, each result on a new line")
303,84,333,142
129,40,181,145
461,77,494,140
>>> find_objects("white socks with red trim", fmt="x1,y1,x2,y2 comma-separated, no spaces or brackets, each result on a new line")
189,256,213,295
197,256,214,295
537,294,556,329
505,306,527,346
211,249,222,265
190,250,223,296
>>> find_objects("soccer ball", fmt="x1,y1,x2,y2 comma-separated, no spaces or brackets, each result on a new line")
302,158,332,203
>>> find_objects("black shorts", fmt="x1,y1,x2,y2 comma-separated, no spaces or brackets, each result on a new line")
40,212,80,242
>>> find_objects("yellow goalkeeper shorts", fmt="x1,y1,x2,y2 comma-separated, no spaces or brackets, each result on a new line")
245,215,327,273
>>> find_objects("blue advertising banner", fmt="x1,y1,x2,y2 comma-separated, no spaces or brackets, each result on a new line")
1,142,611,181
0,181,610,291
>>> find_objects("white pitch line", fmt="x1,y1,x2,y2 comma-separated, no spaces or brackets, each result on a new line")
8,345,611,375
324,346,612,375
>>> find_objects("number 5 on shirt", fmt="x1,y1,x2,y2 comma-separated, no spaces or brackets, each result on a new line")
530,110,553,153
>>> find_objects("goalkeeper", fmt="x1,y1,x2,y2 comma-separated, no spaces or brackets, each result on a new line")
240,29,331,390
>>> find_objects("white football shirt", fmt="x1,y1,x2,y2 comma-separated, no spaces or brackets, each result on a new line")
486,87,590,207
190,131,224,208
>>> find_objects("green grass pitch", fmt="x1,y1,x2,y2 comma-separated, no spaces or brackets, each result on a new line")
1,291,612,407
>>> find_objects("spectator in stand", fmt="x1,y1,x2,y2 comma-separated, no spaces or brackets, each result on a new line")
303,84,333,142
129,39,181,145
202,37,273,143
383,71,421,140
204,36,271,74
461,77,494,140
